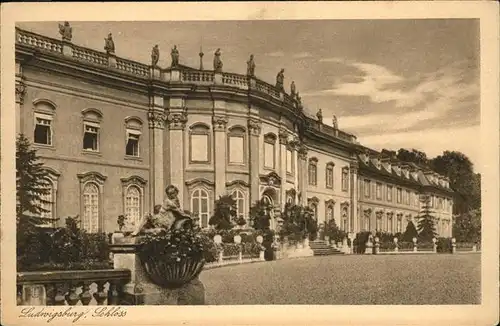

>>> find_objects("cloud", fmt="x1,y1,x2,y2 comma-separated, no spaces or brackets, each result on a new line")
266,51,285,57
293,52,313,59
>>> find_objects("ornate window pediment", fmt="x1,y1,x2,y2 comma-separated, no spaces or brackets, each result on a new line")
77,171,107,184
260,171,281,187
226,180,250,188
185,178,215,188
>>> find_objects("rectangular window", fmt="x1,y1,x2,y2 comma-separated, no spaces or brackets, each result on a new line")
264,142,275,168
341,168,349,191
405,190,410,205
83,122,99,151
396,188,402,203
125,130,140,157
326,166,334,189
34,114,52,145
396,217,402,233
286,149,293,174
229,136,245,164
308,164,317,186
414,192,419,206
364,180,371,198
376,183,382,200
190,134,209,162
387,186,393,202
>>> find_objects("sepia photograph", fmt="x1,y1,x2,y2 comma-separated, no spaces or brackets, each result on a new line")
1,2,499,326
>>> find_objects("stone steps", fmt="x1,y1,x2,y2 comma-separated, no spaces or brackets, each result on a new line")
309,241,344,256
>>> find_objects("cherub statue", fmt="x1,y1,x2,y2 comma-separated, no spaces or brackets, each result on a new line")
58,21,72,42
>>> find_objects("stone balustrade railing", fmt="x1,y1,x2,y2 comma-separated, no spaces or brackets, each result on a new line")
17,268,131,306
72,45,108,66
16,29,63,54
181,70,215,83
222,72,249,89
116,57,149,77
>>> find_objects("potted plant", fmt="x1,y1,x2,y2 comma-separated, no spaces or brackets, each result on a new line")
137,227,206,289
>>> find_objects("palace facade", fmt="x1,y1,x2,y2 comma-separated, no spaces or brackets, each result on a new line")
14,26,454,236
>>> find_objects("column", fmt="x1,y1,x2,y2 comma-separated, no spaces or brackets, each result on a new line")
15,62,25,135
167,104,188,205
297,145,308,205
278,128,288,209
213,115,228,198
148,106,165,208
349,161,358,233
248,119,261,205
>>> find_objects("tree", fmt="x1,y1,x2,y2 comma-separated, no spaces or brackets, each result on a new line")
396,148,429,166
401,220,419,242
208,195,237,230
453,208,481,243
249,199,272,231
16,134,54,225
323,218,347,243
417,195,437,241
279,203,317,241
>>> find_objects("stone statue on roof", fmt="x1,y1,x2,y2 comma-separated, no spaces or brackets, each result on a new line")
213,48,223,73
104,33,115,54
151,45,160,67
171,45,179,67
290,81,296,97
276,69,285,92
58,21,72,42
332,115,338,129
316,109,323,124
247,54,256,77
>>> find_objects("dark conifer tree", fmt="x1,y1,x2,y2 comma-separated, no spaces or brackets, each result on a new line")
417,194,437,241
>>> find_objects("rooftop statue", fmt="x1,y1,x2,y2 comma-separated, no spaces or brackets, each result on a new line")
276,69,285,92
332,115,338,129
296,92,303,110
151,45,160,67
290,81,296,97
247,54,256,77
171,45,179,68
317,109,323,123
132,185,193,236
104,33,115,54
58,21,72,42
213,48,223,73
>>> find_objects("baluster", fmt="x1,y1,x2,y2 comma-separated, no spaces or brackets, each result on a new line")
107,281,119,305
65,283,80,305
45,283,56,305
93,281,107,305
17,284,23,305
54,283,67,305
80,282,93,306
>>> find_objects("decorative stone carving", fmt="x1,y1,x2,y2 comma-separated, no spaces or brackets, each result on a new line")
213,48,223,73
278,128,288,145
349,161,358,174
58,21,72,42
246,54,255,77
148,111,166,129
260,172,281,187
166,110,188,130
298,145,308,160
15,82,26,105
151,45,160,67
275,69,285,92
248,119,261,136
171,45,179,68
104,33,115,54
212,115,228,131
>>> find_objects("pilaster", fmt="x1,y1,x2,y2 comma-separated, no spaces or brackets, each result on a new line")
248,118,261,205
297,144,308,205
278,128,288,210
148,103,165,208
349,160,359,233
167,105,188,205
213,115,228,198
15,62,25,135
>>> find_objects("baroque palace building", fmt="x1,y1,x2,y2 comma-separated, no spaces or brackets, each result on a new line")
14,25,454,236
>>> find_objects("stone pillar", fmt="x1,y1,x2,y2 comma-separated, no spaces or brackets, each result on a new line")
148,105,165,209
349,161,359,233
297,145,308,205
248,119,261,205
110,237,205,305
213,115,228,198
167,104,188,205
278,128,288,210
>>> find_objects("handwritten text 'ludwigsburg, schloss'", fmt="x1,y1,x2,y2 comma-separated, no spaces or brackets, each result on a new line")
19,306,127,323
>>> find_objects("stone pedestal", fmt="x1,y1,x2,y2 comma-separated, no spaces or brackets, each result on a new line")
108,54,117,68
62,41,73,57
110,236,205,305
151,66,161,79
214,72,223,84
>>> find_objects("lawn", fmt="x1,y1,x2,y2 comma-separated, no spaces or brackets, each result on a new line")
199,253,481,305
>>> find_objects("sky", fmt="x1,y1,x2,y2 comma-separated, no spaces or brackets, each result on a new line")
18,20,480,172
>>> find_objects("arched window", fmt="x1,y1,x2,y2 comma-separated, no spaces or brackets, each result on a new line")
232,190,246,220
264,133,276,169
326,202,334,222
191,188,210,228
82,182,100,233
396,214,403,233
387,213,394,233
363,210,371,231
125,116,143,158
308,197,319,219
189,123,211,163
375,212,383,231
125,186,141,226
308,157,318,186
82,108,103,153
33,99,56,147
341,206,348,231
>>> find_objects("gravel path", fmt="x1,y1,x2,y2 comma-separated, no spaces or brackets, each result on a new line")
199,254,481,305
